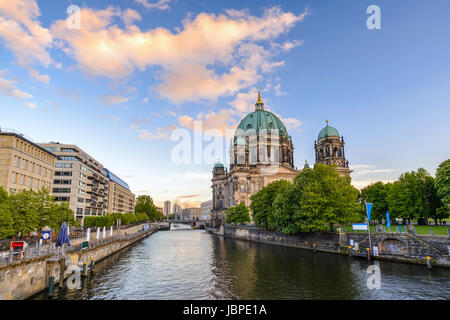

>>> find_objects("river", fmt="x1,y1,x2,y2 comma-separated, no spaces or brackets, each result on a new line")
32,230,450,300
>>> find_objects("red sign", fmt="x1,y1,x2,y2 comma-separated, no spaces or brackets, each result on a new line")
11,241,24,251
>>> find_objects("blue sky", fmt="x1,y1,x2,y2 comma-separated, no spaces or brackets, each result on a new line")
0,0,449,207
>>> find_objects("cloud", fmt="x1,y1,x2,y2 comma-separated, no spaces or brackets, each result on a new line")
50,6,307,103
107,114,120,123
0,0,53,67
141,97,149,104
136,125,176,140
134,0,173,11
122,9,142,26
99,94,129,106
25,101,36,109
58,87,81,101
0,75,33,99
350,164,399,189
28,68,50,84
129,118,150,130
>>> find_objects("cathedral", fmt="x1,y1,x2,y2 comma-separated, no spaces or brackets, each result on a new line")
211,90,351,224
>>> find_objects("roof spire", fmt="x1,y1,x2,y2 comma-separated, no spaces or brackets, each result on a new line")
255,86,264,111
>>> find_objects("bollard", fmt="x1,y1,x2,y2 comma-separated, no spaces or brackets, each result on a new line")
48,276,54,296
348,246,352,257
313,243,316,253
426,256,432,270
90,258,95,273
366,248,371,261
82,261,87,277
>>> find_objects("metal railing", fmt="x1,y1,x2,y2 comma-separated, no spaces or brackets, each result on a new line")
0,226,159,266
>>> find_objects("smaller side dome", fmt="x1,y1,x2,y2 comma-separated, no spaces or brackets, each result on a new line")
214,162,224,169
318,120,340,139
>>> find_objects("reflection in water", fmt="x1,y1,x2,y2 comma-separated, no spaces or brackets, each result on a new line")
32,230,450,300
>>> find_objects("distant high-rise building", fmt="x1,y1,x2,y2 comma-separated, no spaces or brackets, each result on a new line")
200,200,213,220
0,129,56,194
163,200,171,216
39,142,109,224
104,168,135,214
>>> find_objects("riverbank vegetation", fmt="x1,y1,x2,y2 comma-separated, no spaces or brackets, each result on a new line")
247,159,449,235
226,203,251,224
0,187,77,239
83,212,150,228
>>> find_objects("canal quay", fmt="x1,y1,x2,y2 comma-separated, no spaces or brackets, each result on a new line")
31,229,450,300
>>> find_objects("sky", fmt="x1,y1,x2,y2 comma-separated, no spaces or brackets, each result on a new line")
0,0,449,208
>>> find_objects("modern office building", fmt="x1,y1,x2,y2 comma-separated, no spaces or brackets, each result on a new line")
200,200,213,220
163,200,171,216
104,168,135,214
39,142,109,224
0,129,56,194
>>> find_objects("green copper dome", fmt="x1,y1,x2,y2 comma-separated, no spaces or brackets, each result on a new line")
318,121,340,139
236,110,288,137
214,162,224,169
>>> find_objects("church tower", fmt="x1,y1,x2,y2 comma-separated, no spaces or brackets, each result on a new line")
314,120,352,177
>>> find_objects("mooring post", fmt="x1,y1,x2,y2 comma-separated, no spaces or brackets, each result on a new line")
82,261,87,277
48,276,54,297
426,256,432,270
348,246,352,257
313,243,316,253
90,258,95,273
366,248,371,261
59,258,65,288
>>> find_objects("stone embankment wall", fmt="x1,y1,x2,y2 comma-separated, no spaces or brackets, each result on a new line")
0,224,159,300
213,225,450,268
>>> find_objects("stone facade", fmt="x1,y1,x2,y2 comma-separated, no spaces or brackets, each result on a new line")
314,121,352,177
0,130,56,194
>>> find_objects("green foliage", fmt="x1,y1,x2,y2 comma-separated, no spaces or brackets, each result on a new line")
0,187,14,238
250,180,291,230
272,164,361,234
83,212,150,228
386,168,441,222
361,182,392,223
226,203,251,224
135,195,162,221
0,187,78,238
435,159,450,204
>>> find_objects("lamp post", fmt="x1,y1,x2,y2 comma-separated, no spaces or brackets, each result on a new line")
366,203,373,260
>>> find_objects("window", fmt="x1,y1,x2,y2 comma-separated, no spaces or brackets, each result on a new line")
11,172,16,183
22,159,27,170
35,164,40,174
80,173,87,179
61,148,76,153
54,180,71,185
77,197,84,203
55,171,72,176
28,177,32,187
58,156,78,161
78,189,85,195
14,156,19,167
45,147,57,152
42,167,46,177
85,209,90,216
53,188,71,193
76,208,83,215
34,179,39,188
20,175,24,185
79,181,86,187
54,197,70,202
55,163,72,168
30,162,34,172
81,165,87,172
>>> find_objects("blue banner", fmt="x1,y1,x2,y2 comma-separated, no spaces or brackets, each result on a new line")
366,203,373,221
386,211,390,228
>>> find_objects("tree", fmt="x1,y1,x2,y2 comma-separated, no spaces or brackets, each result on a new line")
250,180,292,230
272,164,361,234
225,203,250,224
0,187,14,239
435,159,450,223
135,195,160,221
361,182,392,224
387,168,441,224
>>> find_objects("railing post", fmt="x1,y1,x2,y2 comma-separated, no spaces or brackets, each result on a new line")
430,228,433,236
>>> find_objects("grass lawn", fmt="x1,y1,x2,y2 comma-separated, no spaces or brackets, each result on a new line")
343,224,449,236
